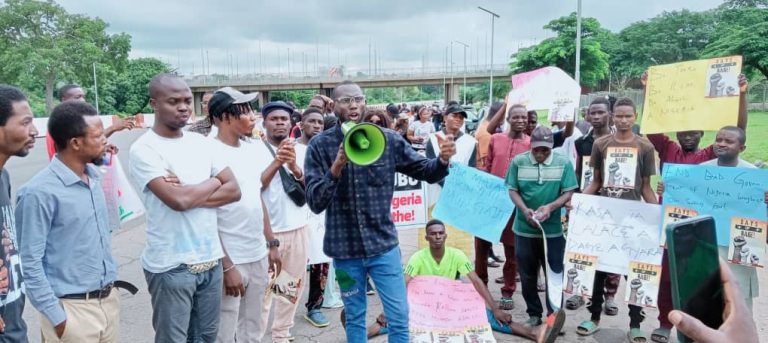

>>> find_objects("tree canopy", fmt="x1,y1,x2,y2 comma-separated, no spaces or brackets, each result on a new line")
509,1,768,90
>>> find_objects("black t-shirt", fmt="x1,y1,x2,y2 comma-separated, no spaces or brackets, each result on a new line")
0,169,28,342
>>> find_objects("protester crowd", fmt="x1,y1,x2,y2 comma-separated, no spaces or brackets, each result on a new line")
0,70,761,343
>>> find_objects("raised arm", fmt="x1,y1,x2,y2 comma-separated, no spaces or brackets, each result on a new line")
486,102,506,134
396,134,450,183
737,74,748,131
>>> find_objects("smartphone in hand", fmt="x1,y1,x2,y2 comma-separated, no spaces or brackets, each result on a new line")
666,215,725,343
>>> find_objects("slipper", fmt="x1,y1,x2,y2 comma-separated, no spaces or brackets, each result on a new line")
542,310,566,343
576,320,599,336
651,327,671,343
628,328,648,343
604,297,619,316
565,295,585,310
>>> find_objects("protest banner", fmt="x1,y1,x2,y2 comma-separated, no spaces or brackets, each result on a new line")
432,164,514,243
640,56,742,134
563,252,597,297
566,193,663,275
507,66,581,122
392,172,428,230
661,164,768,254
407,276,495,342
624,261,662,308
727,218,766,268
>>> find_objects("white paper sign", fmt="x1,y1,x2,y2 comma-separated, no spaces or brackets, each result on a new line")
507,66,581,122
566,194,663,275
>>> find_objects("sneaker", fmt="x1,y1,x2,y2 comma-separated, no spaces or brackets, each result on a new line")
525,316,542,327
488,260,500,268
322,300,344,309
494,276,505,284
304,310,330,328
366,279,376,295
499,297,514,310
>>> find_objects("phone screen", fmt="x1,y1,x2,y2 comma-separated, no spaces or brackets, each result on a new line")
668,216,724,342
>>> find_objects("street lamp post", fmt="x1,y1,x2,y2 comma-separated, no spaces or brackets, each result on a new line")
478,6,499,106
454,41,469,105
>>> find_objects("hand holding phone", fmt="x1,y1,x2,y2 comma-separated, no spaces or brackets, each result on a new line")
668,260,758,343
666,215,724,343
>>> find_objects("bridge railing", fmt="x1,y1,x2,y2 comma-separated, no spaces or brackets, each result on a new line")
186,64,511,87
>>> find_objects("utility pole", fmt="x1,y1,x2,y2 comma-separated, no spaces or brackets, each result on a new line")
454,41,469,104
92,62,99,113
478,6,499,105
575,0,583,84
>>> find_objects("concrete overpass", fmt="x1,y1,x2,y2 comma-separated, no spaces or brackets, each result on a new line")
186,65,510,112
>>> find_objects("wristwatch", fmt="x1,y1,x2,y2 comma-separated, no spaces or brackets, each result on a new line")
266,239,280,248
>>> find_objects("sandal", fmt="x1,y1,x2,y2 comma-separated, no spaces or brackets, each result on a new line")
628,328,648,343
565,295,585,310
576,320,600,336
604,296,619,316
542,310,566,343
651,327,671,343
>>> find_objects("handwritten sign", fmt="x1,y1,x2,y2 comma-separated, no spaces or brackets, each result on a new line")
640,56,742,134
392,173,428,230
408,275,494,342
566,193,663,275
662,163,768,246
507,66,581,122
432,164,514,243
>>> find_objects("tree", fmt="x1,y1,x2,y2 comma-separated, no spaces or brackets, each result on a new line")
703,7,768,80
108,58,170,115
510,13,610,88
719,0,768,9
0,0,130,112
608,10,717,84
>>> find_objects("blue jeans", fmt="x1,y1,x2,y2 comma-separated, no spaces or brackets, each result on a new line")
144,264,223,343
334,246,408,343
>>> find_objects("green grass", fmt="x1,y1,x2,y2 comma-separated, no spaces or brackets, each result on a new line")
538,111,768,166
536,111,768,187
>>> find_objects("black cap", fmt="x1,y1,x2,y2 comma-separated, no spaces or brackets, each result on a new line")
531,126,554,149
444,104,467,118
208,87,258,117
262,101,295,118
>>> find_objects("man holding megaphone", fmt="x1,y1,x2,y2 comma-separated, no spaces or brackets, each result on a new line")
305,81,456,343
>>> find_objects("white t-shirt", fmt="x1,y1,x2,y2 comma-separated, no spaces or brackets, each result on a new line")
262,141,309,233
130,130,225,273
211,138,270,265
409,120,435,149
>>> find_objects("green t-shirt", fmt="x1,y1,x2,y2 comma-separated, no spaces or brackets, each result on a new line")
505,151,578,238
404,247,474,279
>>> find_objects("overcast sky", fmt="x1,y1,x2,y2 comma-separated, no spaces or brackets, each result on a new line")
56,0,725,77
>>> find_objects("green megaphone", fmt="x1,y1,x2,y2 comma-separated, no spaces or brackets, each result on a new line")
341,121,386,165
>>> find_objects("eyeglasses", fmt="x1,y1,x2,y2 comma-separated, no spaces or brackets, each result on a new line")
337,96,366,105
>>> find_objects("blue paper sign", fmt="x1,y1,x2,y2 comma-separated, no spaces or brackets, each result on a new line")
662,164,768,246
432,164,515,243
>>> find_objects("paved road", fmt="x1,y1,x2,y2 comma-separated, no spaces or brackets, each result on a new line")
7,129,768,342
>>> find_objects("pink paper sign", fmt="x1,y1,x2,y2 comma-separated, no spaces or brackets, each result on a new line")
407,276,488,330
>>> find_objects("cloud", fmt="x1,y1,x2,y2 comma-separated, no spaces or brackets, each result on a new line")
56,0,724,76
